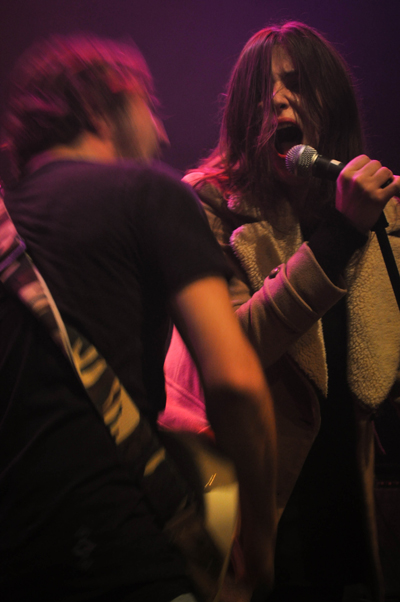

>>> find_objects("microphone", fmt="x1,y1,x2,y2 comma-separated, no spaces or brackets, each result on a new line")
285,144,394,233
285,145,400,306
285,145,344,180
286,144,394,189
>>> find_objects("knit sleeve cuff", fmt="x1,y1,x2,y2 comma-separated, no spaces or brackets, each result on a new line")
308,208,368,281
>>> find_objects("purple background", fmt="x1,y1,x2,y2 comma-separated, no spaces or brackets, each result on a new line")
1,0,400,176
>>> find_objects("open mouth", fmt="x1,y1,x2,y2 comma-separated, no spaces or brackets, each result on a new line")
275,122,303,156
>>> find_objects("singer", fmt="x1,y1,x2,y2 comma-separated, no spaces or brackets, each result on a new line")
162,21,400,602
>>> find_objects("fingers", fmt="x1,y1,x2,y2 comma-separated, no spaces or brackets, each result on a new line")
385,174,400,198
336,155,399,233
361,161,393,189
343,154,371,172
341,156,393,193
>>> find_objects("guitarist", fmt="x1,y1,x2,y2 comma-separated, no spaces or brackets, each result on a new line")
0,35,277,601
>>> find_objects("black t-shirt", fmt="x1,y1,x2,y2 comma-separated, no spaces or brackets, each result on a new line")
6,159,228,418
0,160,229,601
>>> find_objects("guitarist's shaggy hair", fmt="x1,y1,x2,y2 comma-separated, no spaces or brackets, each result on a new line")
2,35,155,181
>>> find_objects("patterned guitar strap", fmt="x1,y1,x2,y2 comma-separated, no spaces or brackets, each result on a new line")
0,193,224,602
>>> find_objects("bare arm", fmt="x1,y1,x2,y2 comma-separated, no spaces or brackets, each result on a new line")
169,275,277,587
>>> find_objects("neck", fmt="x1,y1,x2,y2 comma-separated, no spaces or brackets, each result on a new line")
27,131,117,174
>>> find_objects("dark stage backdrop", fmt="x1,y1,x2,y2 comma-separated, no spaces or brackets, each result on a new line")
1,0,400,177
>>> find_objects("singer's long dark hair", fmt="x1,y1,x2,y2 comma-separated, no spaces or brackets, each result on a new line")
192,21,365,221
2,35,155,181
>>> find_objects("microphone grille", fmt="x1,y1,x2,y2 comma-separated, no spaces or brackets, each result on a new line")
285,145,318,177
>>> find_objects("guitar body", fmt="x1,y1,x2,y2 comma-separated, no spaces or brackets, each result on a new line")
160,431,239,602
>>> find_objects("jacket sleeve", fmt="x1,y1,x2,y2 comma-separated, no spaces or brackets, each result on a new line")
383,198,400,408
198,188,347,368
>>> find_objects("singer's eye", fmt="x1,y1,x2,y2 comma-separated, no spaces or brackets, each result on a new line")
283,71,300,95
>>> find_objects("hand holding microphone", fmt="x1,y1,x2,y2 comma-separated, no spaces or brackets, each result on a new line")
286,145,400,234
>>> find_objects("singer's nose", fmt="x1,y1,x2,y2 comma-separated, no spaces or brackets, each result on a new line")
272,82,293,112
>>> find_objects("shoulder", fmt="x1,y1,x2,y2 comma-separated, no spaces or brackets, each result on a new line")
90,160,183,192
72,160,204,218
60,159,188,196
120,160,201,204
183,171,227,213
